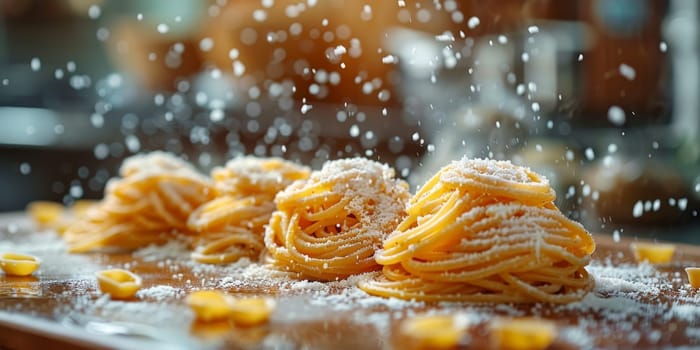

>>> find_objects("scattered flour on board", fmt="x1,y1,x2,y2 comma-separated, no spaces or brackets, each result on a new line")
126,246,700,349
136,285,185,301
16,223,697,349
132,240,190,261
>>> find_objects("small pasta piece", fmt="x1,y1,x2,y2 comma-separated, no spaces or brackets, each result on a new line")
186,291,275,326
96,269,142,299
0,252,40,276
229,297,275,326
27,200,98,235
490,317,556,350
71,200,98,217
631,242,675,264
186,290,235,322
685,267,700,288
399,314,468,349
27,201,64,228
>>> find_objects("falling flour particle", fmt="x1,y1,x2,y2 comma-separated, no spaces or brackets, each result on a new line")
582,184,591,197
233,61,246,76
360,4,372,21
156,23,169,34
607,106,626,126
435,32,454,42
528,82,537,92
210,109,224,122
253,9,267,22
199,38,214,52
585,148,595,161
30,58,41,71
69,184,83,198
566,186,576,199
333,45,347,56
19,163,31,175
88,5,101,19
619,64,636,80
300,104,313,114
521,52,530,63
565,150,575,161
632,200,644,218
125,135,140,152
467,16,480,29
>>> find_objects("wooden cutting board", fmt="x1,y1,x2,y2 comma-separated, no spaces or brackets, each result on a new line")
1,212,700,350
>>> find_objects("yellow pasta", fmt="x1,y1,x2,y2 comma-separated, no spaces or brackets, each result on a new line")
27,201,65,230
359,158,595,303
27,200,97,235
96,268,142,299
630,242,675,264
686,267,700,288
185,290,275,325
228,297,275,326
490,317,557,350
0,252,40,276
264,158,410,281
186,290,236,322
188,157,310,264
64,152,214,253
399,314,468,348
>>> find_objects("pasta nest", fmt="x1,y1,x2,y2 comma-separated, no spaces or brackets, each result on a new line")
188,157,311,264
64,152,214,253
359,158,595,303
264,158,410,281
211,156,311,198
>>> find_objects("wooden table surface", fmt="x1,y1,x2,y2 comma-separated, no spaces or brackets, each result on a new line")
1,212,700,350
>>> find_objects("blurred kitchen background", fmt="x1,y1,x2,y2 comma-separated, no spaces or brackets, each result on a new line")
0,0,698,241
